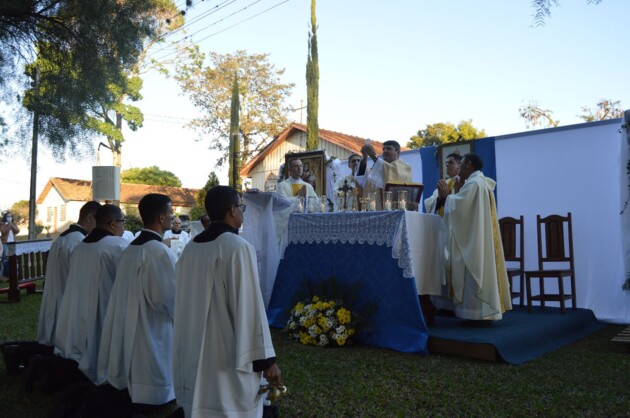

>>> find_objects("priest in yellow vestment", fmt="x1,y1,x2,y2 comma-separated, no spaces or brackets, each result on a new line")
356,140,412,210
424,152,462,216
444,153,512,323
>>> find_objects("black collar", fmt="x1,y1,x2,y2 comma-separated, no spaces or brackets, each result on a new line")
131,230,162,246
83,228,114,243
193,222,238,243
60,224,88,237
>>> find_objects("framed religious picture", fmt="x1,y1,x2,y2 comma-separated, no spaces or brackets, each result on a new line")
439,141,474,179
284,149,327,196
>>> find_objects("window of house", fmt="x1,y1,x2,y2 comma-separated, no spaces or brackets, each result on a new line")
46,207,53,222
59,205,66,222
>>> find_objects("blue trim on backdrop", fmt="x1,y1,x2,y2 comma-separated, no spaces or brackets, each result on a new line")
420,137,497,212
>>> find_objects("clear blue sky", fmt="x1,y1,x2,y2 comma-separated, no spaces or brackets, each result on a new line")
1,0,629,209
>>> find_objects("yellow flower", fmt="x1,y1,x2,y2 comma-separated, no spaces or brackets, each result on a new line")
336,337,346,346
336,308,351,324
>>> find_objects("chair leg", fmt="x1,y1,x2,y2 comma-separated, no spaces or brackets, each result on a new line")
571,274,577,310
539,277,545,309
519,275,525,307
526,274,533,313
558,275,566,313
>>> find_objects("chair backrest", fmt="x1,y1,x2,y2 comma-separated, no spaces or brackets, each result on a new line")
499,216,524,268
536,212,574,270
384,183,424,204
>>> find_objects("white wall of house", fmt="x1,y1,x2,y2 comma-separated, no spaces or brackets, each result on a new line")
36,189,83,234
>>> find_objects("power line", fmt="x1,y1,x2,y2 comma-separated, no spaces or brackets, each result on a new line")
152,0,291,62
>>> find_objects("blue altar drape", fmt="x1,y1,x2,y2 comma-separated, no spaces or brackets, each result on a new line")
267,241,429,354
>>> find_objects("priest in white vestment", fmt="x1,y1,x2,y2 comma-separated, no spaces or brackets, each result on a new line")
97,193,176,405
424,152,463,216
173,186,281,418
275,158,319,210
334,153,362,211
54,204,129,382
443,153,512,324
37,201,101,347
163,217,190,245
355,140,412,210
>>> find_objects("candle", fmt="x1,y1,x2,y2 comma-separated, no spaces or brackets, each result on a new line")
369,200,376,211
399,199,407,211
320,201,327,212
384,201,392,211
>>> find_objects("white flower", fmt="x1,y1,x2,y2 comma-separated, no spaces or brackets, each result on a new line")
318,334,329,346
308,325,319,337
336,325,346,335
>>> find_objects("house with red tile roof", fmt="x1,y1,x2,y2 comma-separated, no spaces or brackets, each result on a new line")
240,123,390,192
36,177,198,233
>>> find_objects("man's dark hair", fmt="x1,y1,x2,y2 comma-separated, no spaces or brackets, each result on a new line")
138,194,171,225
198,214,209,221
383,140,401,153
2,212,12,222
288,158,301,167
463,153,483,171
205,186,240,222
446,152,463,162
348,153,361,162
95,204,123,228
78,201,101,222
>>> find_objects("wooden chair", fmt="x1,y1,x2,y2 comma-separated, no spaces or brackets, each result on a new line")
499,216,524,306
384,182,424,211
525,213,576,313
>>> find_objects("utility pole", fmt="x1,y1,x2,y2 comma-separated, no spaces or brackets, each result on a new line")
28,64,40,240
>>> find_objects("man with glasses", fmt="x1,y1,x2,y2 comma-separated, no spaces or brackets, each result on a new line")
55,204,129,383
173,186,281,418
276,158,319,208
424,152,463,216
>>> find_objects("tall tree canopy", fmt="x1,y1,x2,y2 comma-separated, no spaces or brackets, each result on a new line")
121,166,182,187
176,49,294,167
18,0,184,162
407,120,486,149
579,99,624,122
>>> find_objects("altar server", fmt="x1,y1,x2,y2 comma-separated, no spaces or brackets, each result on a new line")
173,186,281,417
444,153,512,325
276,158,319,207
37,201,101,347
97,193,176,405
54,204,128,382
163,216,189,245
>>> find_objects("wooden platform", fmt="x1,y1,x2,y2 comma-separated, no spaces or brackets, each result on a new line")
428,336,499,362
611,326,630,345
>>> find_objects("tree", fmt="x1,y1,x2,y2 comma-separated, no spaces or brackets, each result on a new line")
229,73,241,190
19,1,185,165
175,49,294,167
407,120,487,148
306,0,320,150
531,0,603,26
8,200,30,225
579,99,624,122
190,172,220,219
519,102,559,129
121,166,182,187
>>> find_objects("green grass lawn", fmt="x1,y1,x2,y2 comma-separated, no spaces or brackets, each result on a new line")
1,288,628,417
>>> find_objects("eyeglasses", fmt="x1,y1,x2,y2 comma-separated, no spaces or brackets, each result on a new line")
234,204,246,213
114,219,127,224
350,159,361,163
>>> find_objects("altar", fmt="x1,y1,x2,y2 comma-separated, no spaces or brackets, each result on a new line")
265,210,446,354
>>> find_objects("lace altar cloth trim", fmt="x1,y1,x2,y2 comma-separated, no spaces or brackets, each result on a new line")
5,240,52,256
287,211,412,278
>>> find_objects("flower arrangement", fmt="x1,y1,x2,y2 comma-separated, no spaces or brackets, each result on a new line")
287,296,357,347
